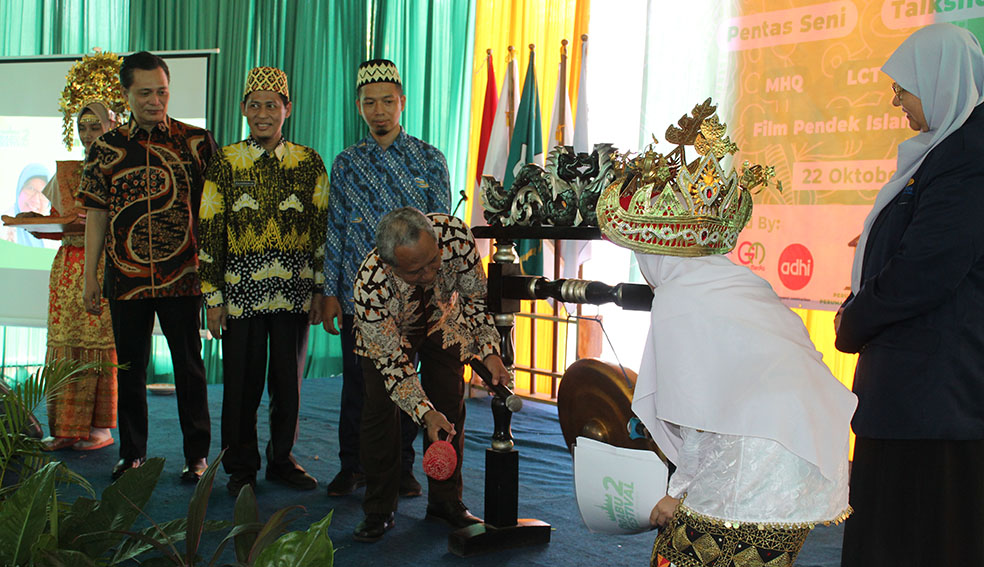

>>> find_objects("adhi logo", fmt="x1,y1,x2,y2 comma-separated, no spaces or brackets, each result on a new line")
778,243,813,290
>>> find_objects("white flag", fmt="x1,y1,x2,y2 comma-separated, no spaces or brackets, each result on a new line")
548,55,573,152
562,36,593,280
573,37,590,155
482,55,520,182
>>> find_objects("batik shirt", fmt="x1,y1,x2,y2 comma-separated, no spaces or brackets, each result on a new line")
353,213,499,424
198,138,330,319
323,129,451,314
79,117,217,300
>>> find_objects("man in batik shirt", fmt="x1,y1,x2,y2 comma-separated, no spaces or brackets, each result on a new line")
198,67,329,497
80,51,216,482
350,207,509,542
322,58,451,498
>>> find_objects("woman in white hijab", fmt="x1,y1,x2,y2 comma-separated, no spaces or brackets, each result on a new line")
597,104,857,565
835,24,984,567
636,253,856,567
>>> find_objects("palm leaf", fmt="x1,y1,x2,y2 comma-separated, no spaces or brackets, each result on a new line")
0,461,59,565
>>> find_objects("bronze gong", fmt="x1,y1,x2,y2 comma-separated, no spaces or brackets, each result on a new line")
557,358,661,455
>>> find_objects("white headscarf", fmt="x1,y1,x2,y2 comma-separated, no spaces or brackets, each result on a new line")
630,253,857,481
851,23,984,291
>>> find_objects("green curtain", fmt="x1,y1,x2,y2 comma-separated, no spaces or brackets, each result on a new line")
126,0,385,380
128,0,255,147
0,0,129,56
370,0,476,214
2,0,478,382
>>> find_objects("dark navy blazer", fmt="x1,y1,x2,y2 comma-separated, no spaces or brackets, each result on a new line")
836,103,984,439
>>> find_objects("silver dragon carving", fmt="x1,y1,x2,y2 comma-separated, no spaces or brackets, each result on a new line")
481,143,615,227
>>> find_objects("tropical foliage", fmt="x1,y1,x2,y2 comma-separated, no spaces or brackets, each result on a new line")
0,361,334,566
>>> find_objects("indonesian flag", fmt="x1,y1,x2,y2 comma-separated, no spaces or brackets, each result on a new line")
482,50,520,184
470,50,497,230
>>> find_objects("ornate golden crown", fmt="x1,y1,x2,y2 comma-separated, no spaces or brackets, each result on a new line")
58,48,129,150
597,99,780,257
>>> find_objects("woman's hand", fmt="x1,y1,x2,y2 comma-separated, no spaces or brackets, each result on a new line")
650,495,680,529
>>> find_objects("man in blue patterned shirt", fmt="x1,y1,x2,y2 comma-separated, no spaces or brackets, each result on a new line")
322,59,452,498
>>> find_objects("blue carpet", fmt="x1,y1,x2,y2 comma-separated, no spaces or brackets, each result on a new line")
38,376,842,565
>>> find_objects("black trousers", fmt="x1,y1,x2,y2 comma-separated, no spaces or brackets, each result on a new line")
220,312,309,476
109,295,210,462
360,329,465,515
338,313,417,474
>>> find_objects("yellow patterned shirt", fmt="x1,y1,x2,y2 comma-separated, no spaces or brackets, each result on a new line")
199,138,330,319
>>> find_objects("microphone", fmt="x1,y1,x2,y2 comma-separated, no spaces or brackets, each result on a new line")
451,190,469,216
469,359,523,413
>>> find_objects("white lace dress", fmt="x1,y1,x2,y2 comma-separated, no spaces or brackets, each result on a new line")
668,426,850,525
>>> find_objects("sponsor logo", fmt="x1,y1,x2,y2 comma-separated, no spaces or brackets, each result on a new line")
778,243,813,290
736,241,766,271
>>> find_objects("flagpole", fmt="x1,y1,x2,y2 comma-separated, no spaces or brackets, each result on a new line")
556,39,568,148
506,45,516,140
523,43,539,396
552,39,569,393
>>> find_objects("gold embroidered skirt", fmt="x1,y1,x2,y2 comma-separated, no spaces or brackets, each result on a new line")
651,505,813,567
45,236,117,438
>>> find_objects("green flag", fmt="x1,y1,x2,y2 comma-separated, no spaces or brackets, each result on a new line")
505,47,544,276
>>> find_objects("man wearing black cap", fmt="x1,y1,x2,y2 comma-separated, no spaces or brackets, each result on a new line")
321,59,451,502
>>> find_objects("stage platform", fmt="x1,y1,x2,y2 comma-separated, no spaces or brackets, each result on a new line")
37,376,844,566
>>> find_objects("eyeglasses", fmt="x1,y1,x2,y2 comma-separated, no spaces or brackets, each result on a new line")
891,82,907,98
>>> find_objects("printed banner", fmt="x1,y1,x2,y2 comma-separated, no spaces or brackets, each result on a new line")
723,1,984,306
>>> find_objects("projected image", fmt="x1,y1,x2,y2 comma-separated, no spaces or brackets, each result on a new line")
0,53,208,255
0,117,80,250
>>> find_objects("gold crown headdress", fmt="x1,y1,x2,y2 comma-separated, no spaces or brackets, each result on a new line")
597,99,780,257
357,59,402,89
244,66,290,101
58,48,129,150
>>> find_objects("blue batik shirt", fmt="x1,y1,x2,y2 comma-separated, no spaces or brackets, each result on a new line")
324,129,452,313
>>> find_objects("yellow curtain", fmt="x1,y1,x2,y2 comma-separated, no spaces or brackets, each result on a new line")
466,0,589,395
795,308,858,457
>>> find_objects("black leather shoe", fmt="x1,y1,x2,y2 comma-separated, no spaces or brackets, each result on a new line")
227,473,256,497
425,500,482,528
266,466,318,490
399,470,422,498
111,457,146,480
180,458,208,483
325,469,365,496
353,512,395,543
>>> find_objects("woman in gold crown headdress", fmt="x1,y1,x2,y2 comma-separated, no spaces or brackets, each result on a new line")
835,23,984,567
597,108,857,566
35,52,127,452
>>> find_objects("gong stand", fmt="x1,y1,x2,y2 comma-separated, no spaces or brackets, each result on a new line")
448,226,604,556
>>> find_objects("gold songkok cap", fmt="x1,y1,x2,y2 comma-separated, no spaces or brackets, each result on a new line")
357,59,402,89
244,66,290,101
597,99,781,257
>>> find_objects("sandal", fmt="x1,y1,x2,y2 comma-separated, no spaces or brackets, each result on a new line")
73,436,115,451
42,436,79,451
